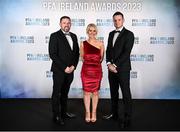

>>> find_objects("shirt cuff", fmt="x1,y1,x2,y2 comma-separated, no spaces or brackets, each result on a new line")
113,64,117,68
106,62,111,65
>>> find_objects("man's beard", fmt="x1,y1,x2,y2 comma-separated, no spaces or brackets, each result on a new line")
64,26,70,32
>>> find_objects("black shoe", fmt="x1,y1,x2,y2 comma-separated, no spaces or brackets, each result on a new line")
63,112,76,119
119,116,131,128
124,116,131,127
53,115,65,125
102,114,118,120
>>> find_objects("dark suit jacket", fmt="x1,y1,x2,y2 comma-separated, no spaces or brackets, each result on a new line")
49,29,79,73
106,27,134,71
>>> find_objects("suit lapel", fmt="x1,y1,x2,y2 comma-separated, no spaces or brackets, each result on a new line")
109,32,114,48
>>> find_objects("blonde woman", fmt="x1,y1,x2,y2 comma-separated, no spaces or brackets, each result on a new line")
80,23,104,123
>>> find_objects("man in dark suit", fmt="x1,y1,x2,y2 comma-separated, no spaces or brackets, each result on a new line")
49,16,79,125
103,12,134,128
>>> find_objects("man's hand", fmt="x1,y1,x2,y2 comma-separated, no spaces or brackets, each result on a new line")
64,66,75,74
65,67,71,74
107,64,118,73
69,65,75,72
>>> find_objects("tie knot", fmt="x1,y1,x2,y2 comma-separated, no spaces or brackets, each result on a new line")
64,32,70,36
114,30,120,33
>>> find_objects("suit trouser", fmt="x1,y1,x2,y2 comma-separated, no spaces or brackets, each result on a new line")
108,71,132,117
51,71,73,117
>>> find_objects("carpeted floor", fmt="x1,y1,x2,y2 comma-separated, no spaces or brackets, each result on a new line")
0,99,180,131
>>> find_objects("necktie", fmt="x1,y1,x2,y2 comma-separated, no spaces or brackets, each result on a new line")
114,31,120,33
64,32,70,36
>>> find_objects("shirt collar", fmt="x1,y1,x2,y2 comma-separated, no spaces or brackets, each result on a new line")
61,29,70,34
115,26,124,32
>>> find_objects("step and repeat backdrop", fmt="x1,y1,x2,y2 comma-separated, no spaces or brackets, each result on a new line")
0,0,180,99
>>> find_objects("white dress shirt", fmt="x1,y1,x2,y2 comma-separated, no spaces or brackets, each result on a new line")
61,29,73,50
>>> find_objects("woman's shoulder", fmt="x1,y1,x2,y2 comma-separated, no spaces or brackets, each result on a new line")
80,41,85,47
96,40,103,45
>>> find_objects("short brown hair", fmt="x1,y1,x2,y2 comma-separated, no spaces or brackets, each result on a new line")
60,16,71,22
113,12,124,19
